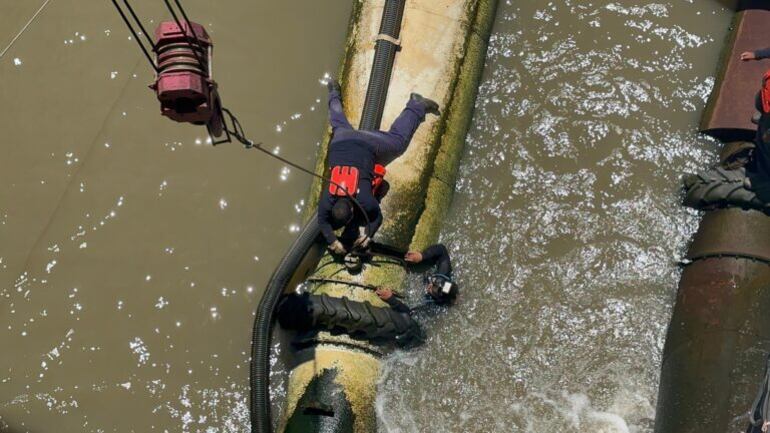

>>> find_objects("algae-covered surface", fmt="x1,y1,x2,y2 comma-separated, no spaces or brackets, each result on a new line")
283,0,499,431
281,347,381,433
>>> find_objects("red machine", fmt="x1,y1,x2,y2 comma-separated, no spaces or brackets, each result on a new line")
151,21,223,136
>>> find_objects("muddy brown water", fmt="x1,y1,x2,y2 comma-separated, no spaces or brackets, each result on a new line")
1,1,736,432
0,1,350,432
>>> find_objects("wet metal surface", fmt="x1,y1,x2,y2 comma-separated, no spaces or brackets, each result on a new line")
700,9,770,141
657,255,770,433
685,208,770,263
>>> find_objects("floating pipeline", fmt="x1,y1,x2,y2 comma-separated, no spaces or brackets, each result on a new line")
251,1,501,432
655,3,770,433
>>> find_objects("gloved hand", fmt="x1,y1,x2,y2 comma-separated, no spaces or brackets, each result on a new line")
329,240,346,255
327,78,341,94
353,227,371,250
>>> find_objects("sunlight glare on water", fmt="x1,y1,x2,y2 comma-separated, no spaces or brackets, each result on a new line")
376,1,731,431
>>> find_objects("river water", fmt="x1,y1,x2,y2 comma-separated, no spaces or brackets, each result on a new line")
0,1,732,432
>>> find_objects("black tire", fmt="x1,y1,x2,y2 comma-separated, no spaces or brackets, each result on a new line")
278,293,423,345
682,167,769,212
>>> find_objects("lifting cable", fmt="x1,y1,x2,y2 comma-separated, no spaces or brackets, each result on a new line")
108,0,374,237
0,0,55,60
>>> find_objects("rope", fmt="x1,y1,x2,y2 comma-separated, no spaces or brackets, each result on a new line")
0,0,54,60
306,277,382,292
376,33,401,47
107,0,374,238
219,108,374,236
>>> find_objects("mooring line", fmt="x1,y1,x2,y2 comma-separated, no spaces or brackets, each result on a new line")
0,0,54,60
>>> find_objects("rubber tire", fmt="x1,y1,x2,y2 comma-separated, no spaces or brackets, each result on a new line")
682,167,769,212
278,293,424,346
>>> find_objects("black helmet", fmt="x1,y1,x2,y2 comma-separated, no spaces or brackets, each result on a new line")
426,273,458,304
331,198,354,227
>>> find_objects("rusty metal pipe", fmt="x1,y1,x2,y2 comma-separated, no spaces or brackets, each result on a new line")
656,209,770,432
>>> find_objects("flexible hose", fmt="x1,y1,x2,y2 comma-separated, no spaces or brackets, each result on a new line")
250,1,406,431
358,0,406,131
250,218,321,433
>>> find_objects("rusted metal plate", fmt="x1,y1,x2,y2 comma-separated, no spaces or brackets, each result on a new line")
701,9,770,142
686,207,770,263
656,257,770,433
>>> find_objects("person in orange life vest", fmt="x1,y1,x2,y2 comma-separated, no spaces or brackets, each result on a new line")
318,79,440,255
745,71,770,202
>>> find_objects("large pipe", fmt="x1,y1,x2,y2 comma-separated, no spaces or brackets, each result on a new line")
655,3,770,432
277,1,500,432
249,1,406,431
655,209,770,432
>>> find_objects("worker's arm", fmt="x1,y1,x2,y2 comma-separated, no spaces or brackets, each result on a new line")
419,244,453,277
756,48,770,60
355,184,383,240
317,195,338,245
367,209,383,239
741,48,770,61
376,288,411,313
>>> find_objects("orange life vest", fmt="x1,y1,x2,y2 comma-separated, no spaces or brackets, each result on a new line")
329,166,360,197
329,164,387,197
763,70,770,114
372,164,387,196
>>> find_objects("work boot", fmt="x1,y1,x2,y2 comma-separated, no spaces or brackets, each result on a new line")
410,93,440,116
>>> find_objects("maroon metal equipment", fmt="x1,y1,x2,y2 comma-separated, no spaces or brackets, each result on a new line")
151,20,223,136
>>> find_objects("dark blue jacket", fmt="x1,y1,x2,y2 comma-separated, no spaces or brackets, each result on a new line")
756,48,770,59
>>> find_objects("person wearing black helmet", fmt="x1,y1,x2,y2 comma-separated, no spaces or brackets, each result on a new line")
318,79,440,256
375,243,458,311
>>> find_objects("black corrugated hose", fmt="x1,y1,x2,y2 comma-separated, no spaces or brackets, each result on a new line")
250,218,321,433
250,1,406,431
358,0,407,131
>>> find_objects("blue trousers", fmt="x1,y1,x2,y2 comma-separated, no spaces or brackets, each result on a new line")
328,90,427,166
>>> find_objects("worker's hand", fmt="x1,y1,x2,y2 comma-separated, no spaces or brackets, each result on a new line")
354,234,371,250
741,51,757,61
354,226,371,250
404,251,423,264
329,240,347,255
376,287,394,301
327,78,341,93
